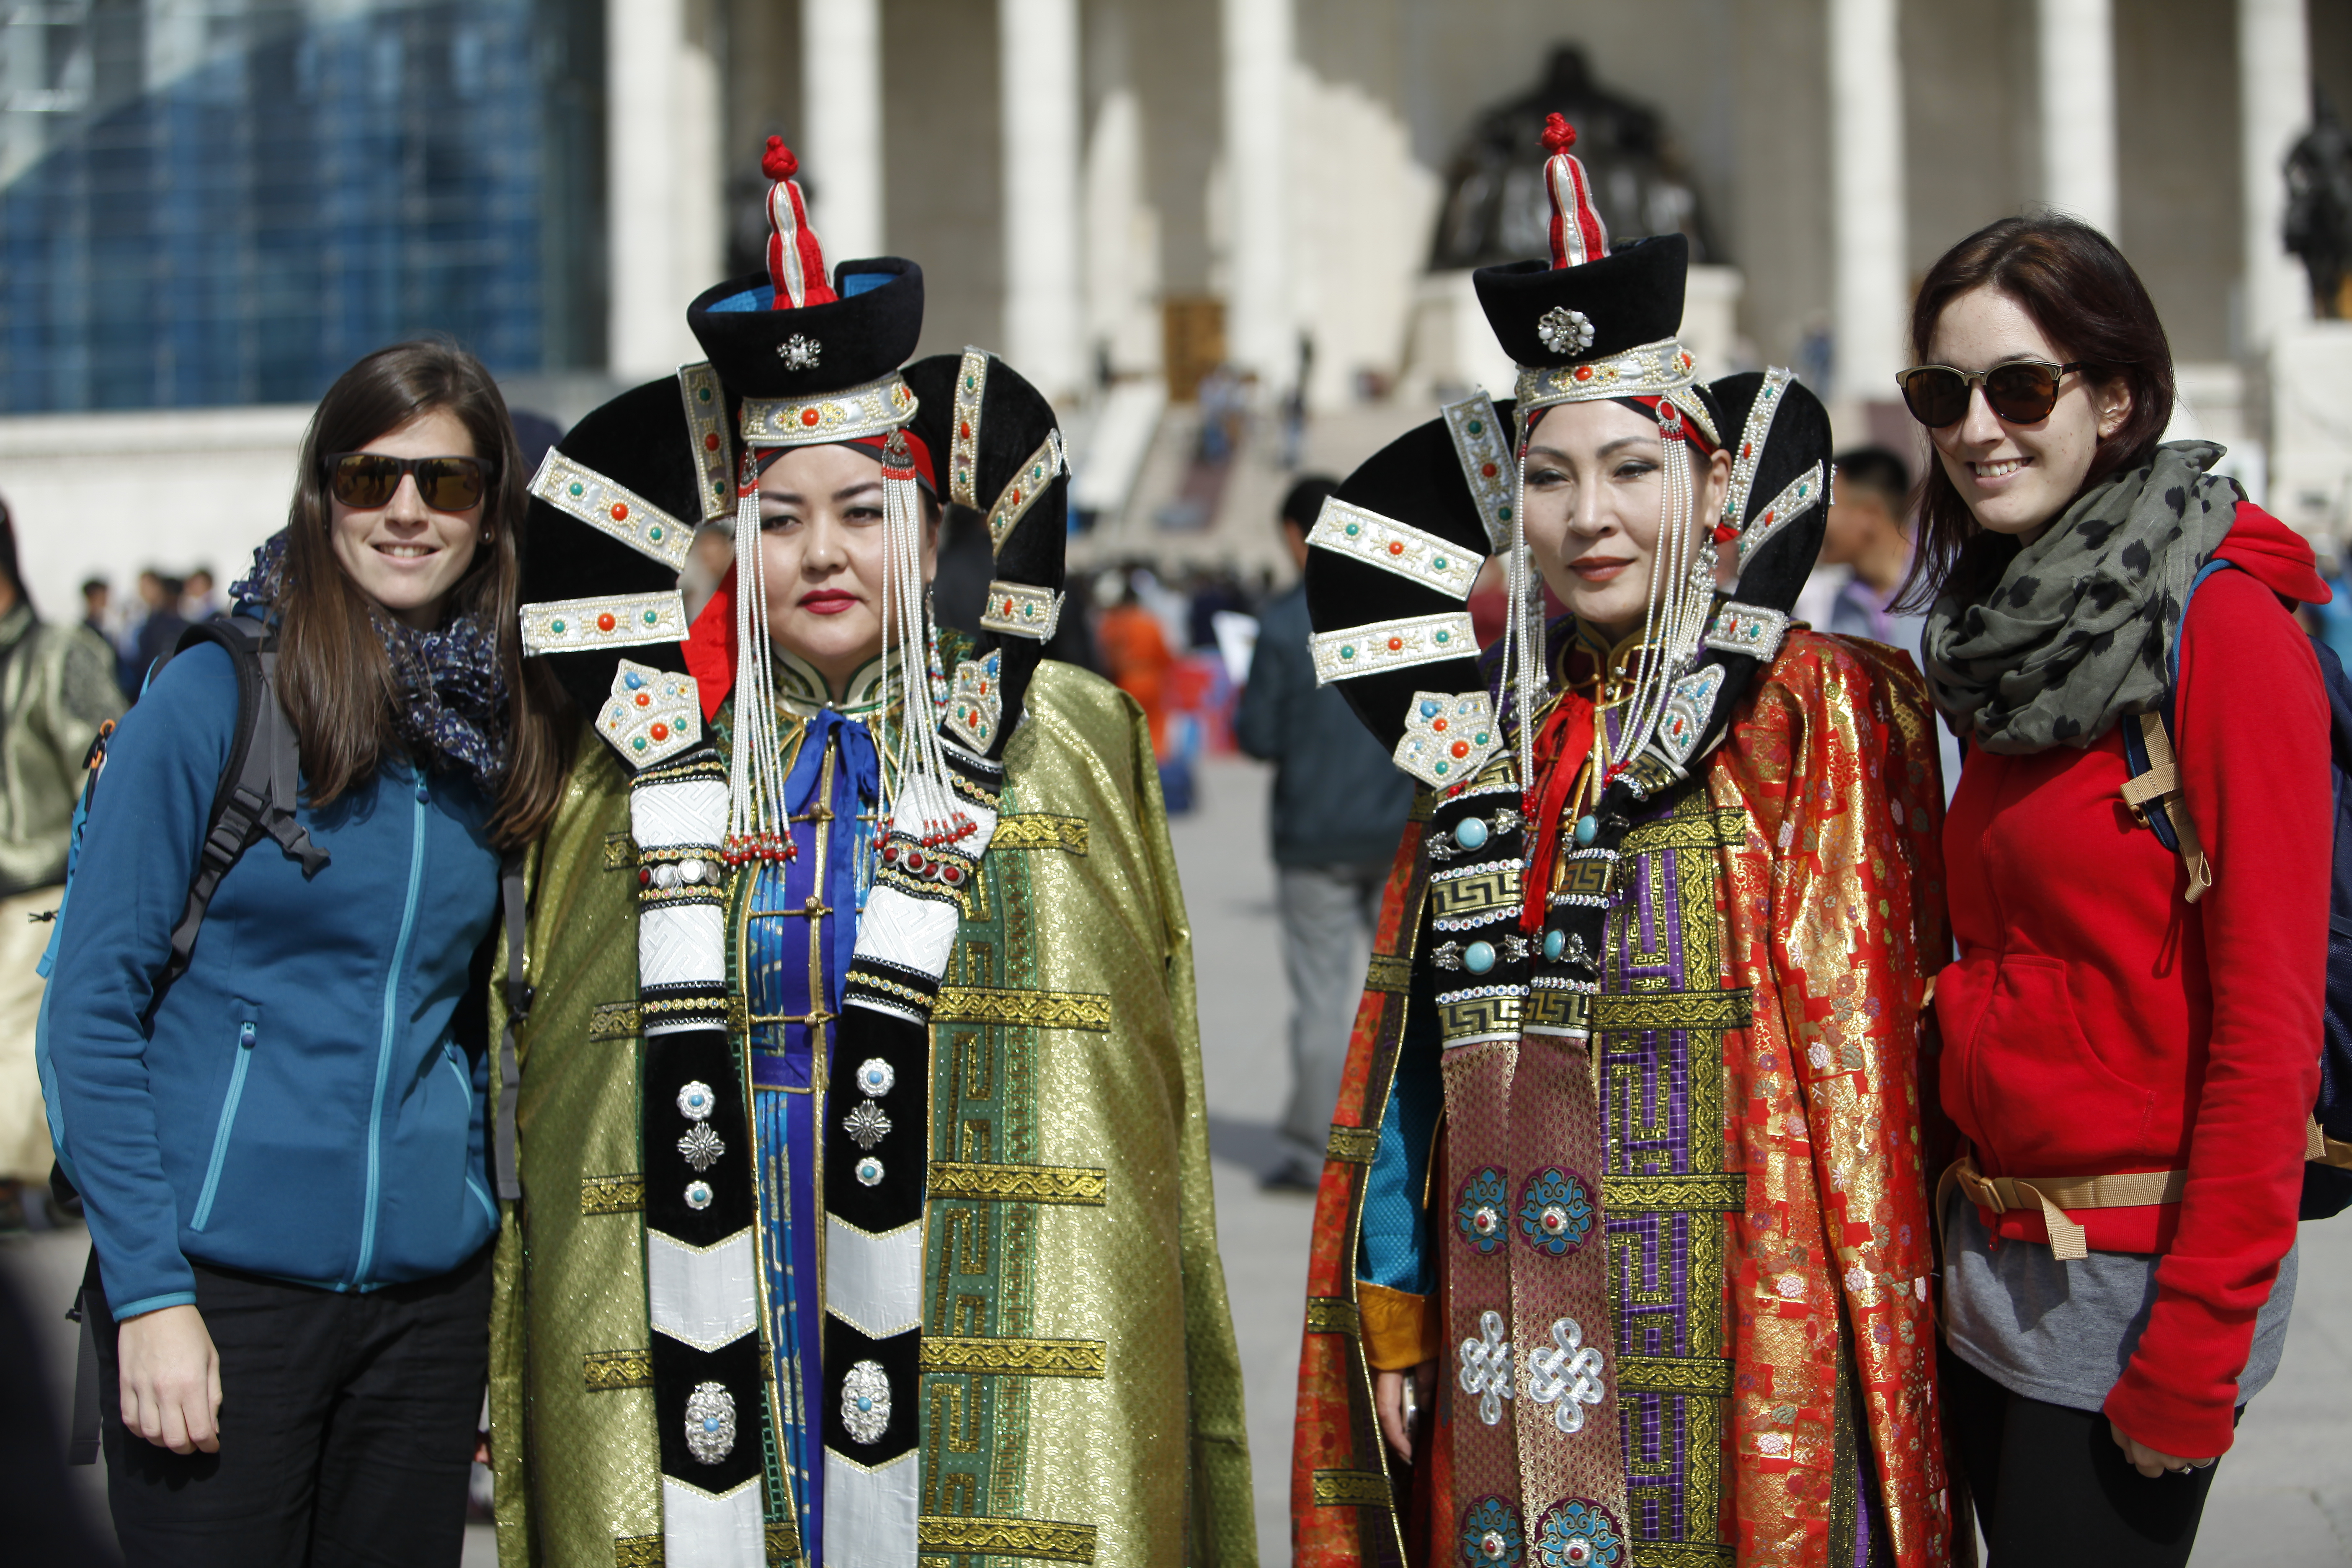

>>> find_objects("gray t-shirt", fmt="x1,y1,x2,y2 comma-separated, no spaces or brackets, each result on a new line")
1941,1186,2298,1414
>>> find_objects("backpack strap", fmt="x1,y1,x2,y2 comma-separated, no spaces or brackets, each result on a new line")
494,849,531,1202
157,619,329,994
2116,559,2236,904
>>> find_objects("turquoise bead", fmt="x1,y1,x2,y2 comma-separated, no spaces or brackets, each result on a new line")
1455,815,1489,851
1543,928,1566,962
1574,814,1600,847
1420,698,1442,719
1464,940,1497,975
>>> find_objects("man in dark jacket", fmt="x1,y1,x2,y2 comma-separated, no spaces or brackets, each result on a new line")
1235,477,1415,1191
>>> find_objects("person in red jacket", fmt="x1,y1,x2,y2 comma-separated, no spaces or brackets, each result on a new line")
1907,214,2328,1566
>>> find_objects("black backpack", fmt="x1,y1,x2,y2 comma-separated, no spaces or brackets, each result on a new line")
2119,559,2352,1220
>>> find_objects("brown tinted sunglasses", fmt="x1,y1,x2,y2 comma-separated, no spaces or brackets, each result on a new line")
325,452,490,512
1895,360,2090,428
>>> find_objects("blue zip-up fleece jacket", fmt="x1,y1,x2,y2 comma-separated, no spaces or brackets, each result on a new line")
40,639,502,1320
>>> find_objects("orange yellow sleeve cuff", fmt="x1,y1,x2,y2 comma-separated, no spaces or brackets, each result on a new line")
1357,1282,1441,1371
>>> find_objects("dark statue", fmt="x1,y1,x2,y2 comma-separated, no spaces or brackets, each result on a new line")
1429,46,1715,272
2287,89,2352,320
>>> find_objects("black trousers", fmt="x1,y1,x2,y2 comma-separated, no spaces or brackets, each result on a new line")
92,1245,490,1568
1943,1347,2226,1568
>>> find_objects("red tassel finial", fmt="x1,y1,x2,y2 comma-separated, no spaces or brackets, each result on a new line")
1542,113,1576,155
763,136,799,181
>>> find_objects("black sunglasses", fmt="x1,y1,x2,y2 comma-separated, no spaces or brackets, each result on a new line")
325,452,490,513
1895,361,2092,428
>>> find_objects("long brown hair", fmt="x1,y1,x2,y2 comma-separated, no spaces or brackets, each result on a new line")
1897,214,2177,612
276,340,568,846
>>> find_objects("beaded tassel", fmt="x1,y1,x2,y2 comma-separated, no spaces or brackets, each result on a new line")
872,431,976,861
725,452,797,866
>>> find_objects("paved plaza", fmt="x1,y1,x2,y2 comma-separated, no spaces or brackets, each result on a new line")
6,753,2348,1564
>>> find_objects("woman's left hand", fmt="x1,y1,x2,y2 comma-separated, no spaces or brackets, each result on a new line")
2109,1419,2215,1479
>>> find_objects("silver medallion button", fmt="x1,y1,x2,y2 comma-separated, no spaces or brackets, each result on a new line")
677,1081,714,1121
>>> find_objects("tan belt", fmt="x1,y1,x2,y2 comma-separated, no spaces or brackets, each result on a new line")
1939,1155,2187,1262
2307,1117,2352,1170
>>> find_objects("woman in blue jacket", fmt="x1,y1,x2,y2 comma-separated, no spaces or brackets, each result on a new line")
41,340,567,1565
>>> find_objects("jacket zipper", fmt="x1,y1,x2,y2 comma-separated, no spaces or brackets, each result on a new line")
189,1021,257,1233
354,782,430,1285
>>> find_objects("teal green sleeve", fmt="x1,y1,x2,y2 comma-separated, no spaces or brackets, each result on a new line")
1356,1005,1440,1295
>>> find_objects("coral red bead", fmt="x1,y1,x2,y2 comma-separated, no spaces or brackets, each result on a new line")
1387,637,1404,652
1481,462,1498,477
650,722,669,741
634,692,651,707
800,407,821,427
704,432,720,451
1451,740,1471,759
610,503,628,521
596,612,616,632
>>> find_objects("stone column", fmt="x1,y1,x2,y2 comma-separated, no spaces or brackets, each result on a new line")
1827,0,1907,406
802,0,885,266
2037,0,2118,235
2241,0,2311,352
609,0,723,378
1000,0,1084,400
1220,0,1294,390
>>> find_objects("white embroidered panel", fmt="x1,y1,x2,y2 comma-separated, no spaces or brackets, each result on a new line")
824,1215,922,1338
647,1228,759,1353
852,884,963,979
641,903,727,988
632,778,728,851
1734,462,1827,571
823,1449,918,1568
1307,497,1481,599
660,1475,764,1568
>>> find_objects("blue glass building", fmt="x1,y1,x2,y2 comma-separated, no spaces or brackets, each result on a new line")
0,0,605,412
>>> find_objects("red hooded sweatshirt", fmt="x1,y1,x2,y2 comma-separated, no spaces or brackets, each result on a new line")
1935,501,2330,1460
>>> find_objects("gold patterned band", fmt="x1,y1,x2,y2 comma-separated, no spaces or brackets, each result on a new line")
1307,497,1481,599
1618,1354,1737,1398
987,431,1066,552
603,833,635,870
1439,988,1526,1045
580,1173,645,1215
737,371,916,449
1364,953,1413,993
932,986,1112,1031
1605,1172,1747,1213
1311,612,1477,686
1591,986,1754,1034
583,1348,653,1391
676,360,736,522
1326,1123,1380,1164
614,1534,662,1567
1629,1540,1736,1566
1441,391,1517,552
988,813,1088,854
1515,336,1699,413
919,1336,1107,1377
1304,1296,1361,1336
588,1001,641,1041
765,1520,802,1563
1310,1468,1394,1508
520,592,689,656
1621,806,1752,854
917,1516,1099,1562
1428,864,1520,922
530,451,693,571
950,347,989,508
927,1161,1107,1205
979,580,1064,641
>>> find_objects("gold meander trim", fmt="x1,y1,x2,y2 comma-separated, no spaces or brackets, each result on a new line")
584,1349,652,1391
1305,1296,1361,1336
1605,1173,1747,1213
917,1516,1099,1561
1364,953,1413,993
580,1174,645,1214
589,1002,640,1041
928,1161,1107,1204
1621,807,1752,854
1327,1124,1379,1164
989,813,1089,854
920,1336,1107,1377
1592,987,1754,1034
1311,1468,1394,1508
1619,1354,1736,1398
1429,866,1520,920
932,986,1112,1032
615,1534,663,1567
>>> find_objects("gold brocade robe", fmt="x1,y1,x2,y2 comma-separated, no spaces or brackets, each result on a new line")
487,661,1256,1567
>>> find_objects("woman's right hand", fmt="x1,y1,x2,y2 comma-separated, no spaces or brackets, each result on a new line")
1374,1360,1439,1464
118,1304,222,1454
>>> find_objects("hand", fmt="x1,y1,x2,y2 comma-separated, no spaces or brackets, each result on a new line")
1374,1360,1439,1464
2109,1419,2214,1480
117,1304,222,1455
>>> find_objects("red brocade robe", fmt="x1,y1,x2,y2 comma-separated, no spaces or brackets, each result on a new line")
1290,632,1956,1568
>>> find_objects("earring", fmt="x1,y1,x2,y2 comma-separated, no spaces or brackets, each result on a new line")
481,530,493,545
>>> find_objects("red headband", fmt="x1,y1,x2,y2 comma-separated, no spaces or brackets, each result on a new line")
1522,396,1719,454
746,429,938,493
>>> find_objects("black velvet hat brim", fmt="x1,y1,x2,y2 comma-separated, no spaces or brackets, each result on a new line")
686,258,925,401
1710,370,1831,610
1474,234,1689,366
1305,406,1514,752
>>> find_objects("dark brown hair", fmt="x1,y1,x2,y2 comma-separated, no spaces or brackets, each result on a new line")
277,340,569,846
1897,214,2175,612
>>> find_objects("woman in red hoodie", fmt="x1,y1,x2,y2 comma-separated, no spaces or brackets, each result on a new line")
1911,214,2327,1565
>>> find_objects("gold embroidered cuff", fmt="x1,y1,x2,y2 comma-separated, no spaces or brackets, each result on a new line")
1357,1282,1439,1371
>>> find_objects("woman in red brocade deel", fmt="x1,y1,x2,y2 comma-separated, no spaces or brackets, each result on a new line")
1288,116,1953,1568
1911,215,2329,1568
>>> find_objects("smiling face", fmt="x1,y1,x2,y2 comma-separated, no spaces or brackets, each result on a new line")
327,406,484,631
1921,285,2132,539
1520,399,1731,645
756,441,937,696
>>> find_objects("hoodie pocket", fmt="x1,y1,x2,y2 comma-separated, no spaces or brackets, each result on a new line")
1958,954,2154,1171
189,1016,259,1233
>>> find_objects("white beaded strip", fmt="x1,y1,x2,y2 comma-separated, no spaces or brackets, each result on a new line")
985,431,1066,553
677,361,736,523
1720,366,1794,533
949,347,988,510
1704,603,1791,663
978,581,1063,641
1311,612,1478,685
520,592,689,655
1516,336,1700,414
1308,497,1480,600
738,372,917,449
529,451,692,571
1735,462,1827,573
1441,391,1517,553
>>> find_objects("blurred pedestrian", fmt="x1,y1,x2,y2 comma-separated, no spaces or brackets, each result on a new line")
1097,567,1175,750
1234,476,1413,1192
179,567,221,623
0,495,122,1232
1820,445,1920,650
118,571,186,698
81,576,112,644
41,340,564,1567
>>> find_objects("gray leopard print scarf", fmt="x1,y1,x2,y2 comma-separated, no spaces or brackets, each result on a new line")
1923,440,2241,754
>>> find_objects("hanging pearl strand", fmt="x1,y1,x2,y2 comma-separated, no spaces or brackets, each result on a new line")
725,453,796,867
872,431,975,860
1604,406,1707,779
1508,433,1544,816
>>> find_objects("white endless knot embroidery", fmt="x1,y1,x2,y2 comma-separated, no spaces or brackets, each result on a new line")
1459,1308,1515,1426
1522,1317,1607,1434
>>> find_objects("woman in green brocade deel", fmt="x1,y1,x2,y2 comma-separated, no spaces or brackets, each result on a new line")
487,140,1254,1568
